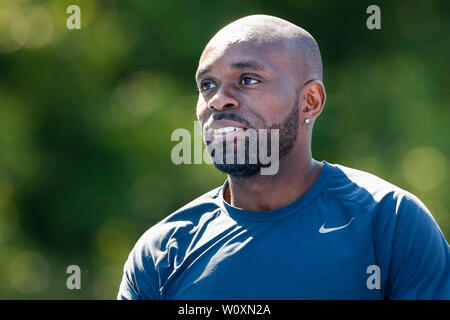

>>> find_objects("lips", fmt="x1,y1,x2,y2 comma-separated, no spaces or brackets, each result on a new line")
205,119,249,133
214,126,246,134
204,122,249,143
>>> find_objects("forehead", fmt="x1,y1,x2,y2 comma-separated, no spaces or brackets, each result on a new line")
196,40,291,78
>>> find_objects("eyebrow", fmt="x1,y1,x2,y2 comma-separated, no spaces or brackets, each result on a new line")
195,60,267,80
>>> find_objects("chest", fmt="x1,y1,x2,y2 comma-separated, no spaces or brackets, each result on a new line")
160,215,383,299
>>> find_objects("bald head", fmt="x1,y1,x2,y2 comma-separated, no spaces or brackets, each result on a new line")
196,15,327,178
200,14,323,84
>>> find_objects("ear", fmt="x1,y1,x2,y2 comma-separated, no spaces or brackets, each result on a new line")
300,80,326,125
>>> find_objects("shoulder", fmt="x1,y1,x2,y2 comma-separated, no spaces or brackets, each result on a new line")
322,161,425,215
130,185,224,262
322,161,448,246
118,185,225,299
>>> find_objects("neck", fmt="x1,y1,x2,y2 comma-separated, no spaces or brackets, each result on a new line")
223,148,323,211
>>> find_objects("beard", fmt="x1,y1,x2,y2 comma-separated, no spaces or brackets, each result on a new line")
204,98,299,177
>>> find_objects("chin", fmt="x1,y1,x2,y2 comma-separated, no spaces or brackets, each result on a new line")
213,162,262,177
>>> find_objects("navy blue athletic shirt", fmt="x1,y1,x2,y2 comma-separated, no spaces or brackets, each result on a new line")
118,161,450,299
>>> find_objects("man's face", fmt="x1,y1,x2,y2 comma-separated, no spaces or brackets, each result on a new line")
195,41,301,176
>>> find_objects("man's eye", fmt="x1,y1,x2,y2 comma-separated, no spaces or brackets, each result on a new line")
200,81,216,91
240,77,260,85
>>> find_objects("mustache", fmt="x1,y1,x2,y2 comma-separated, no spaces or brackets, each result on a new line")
210,113,252,128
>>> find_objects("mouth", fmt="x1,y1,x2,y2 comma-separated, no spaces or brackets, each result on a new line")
213,126,247,134
203,118,251,144
206,119,249,133
204,124,249,144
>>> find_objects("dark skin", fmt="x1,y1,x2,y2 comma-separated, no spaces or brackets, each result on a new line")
195,16,326,211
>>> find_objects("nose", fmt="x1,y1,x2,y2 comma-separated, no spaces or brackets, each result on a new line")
208,85,239,112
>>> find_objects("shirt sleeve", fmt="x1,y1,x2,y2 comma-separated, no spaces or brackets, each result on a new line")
117,235,161,300
373,191,450,299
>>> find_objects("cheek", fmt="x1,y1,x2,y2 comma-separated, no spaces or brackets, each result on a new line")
196,96,209,120
252,93,293,126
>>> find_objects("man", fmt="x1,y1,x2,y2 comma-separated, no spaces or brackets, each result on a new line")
118,15,449,299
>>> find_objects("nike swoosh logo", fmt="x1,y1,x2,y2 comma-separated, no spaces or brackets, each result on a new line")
319,217,355,234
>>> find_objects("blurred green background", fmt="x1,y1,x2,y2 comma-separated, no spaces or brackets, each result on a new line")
0,0,448,299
